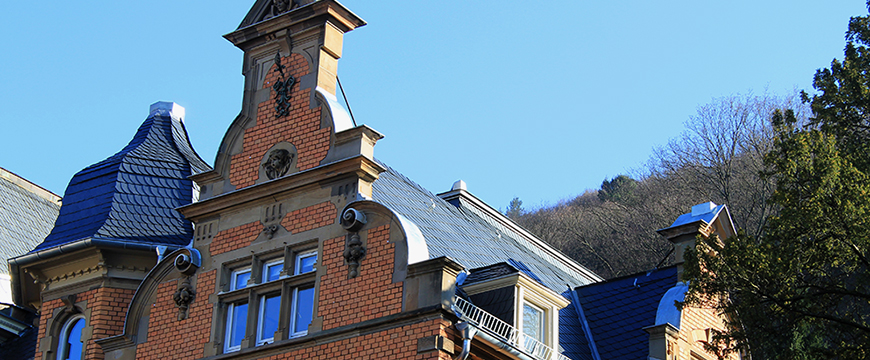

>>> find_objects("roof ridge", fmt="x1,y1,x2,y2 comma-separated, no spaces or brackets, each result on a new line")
0,167,61,203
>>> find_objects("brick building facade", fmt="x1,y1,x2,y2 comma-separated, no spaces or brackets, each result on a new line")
5,2,744,360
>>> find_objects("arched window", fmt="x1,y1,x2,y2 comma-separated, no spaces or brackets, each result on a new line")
57,315,85,360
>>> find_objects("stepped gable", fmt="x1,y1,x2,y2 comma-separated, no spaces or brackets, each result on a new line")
0,167,60,275
370,160,597,289
34,102,211,252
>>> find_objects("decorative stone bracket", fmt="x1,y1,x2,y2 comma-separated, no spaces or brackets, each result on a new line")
173,277,195,321
340,208,367,278
172,248,201,321
263,224,280,239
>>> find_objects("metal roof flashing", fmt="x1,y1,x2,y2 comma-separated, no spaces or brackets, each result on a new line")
316,86,354,132
437,185,602,283
653,282,689,329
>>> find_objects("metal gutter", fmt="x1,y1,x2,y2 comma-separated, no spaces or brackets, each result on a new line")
8,237,180,306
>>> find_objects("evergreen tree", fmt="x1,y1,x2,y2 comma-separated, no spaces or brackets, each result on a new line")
683,4,870,359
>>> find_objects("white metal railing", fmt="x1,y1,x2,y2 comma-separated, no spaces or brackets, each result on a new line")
452,296,572,360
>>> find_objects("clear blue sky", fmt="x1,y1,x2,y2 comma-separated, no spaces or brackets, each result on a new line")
1,1,865,211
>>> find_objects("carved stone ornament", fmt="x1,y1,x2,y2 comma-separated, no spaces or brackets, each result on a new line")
262,149,295,180
173,277,195,321
340,208,368,278
272,52,296,118
271,0,297,16
343,233,366,278
61,294,78,313
263,224,279,239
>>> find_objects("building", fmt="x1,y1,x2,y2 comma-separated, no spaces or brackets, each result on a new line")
6,1,743,359
0,167,61,359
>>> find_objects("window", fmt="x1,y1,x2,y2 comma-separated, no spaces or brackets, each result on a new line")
57,315,85,360
522,302,545,343
225,268,251,352
222,250,317,353
521,301,547,357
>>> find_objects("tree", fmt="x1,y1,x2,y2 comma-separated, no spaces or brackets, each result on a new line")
598,175,639,204
651,91,809,238
682,5,870,359
505,197,524,219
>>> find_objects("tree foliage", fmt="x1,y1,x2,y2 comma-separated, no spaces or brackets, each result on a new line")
511,92,806,279
505,197,524,219
683,5,870,359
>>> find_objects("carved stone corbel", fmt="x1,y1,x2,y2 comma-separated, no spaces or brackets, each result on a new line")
340,208,367,278
173,277,195,321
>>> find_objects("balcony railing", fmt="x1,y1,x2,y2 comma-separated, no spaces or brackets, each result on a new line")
452,296,572,360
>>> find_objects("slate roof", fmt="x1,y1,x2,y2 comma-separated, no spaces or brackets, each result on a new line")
371,162,596,289
33,104,211,252
0,168,60,276
559,289,594,360
567,266,679,360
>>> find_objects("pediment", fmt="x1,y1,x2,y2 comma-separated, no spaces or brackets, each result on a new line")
237,0,318,29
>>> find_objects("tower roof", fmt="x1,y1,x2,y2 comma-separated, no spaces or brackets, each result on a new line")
33,102,211,252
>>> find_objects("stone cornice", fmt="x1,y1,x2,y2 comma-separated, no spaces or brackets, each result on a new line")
178,155,384,222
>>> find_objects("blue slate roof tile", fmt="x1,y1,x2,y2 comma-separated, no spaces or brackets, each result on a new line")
570,266,679,360
372,162,594,290
0,169,60,276
33,107,210,252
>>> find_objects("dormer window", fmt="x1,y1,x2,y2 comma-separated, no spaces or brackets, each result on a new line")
457,262,570,360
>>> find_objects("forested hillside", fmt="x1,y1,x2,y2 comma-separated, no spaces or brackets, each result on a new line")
508,92,809,279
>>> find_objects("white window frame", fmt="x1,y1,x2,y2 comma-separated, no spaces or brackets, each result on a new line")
224,302,248,353
256,293,281,345
224,267,251,353
295,251,317,274
221,250,318,353
57,314,86,360
231,267,252,291
522,301,546,343
262,259,285,282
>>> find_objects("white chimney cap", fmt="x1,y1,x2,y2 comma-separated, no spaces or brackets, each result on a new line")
452,180,467,191
691,202,717,217
150,101,185,122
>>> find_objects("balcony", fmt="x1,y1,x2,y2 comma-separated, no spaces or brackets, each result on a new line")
452,296,572,360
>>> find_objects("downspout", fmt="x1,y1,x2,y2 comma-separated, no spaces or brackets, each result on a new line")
454,321,478,360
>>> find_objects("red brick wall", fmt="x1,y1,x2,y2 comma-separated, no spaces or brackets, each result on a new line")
229,53,330,189
89,287,134,359
253,319,453,360
135,270,216,360
280,201,336,234
34,298,61,360
209,221,262,256
34,287,134,360
318,225,402,330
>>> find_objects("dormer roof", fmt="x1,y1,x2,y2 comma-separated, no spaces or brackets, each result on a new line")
32,102,211,253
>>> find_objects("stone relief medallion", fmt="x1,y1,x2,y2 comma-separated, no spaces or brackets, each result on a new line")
259,142,299,181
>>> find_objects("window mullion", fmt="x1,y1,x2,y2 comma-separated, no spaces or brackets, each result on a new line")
276,280,291,341
244,288,257,349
